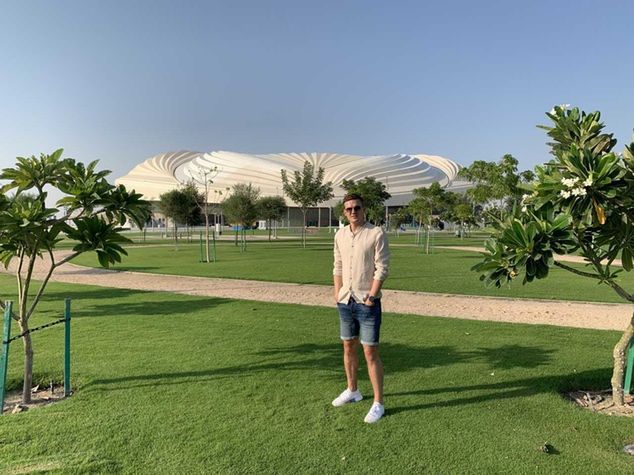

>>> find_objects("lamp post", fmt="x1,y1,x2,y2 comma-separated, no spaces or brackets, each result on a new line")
384,175,389,229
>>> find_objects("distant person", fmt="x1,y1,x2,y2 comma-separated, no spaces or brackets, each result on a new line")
332,193,390,423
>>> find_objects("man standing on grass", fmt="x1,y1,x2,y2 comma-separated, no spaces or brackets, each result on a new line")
332,193,390,423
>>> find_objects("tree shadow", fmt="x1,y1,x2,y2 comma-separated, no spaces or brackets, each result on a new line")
434,254,482,260
386,367,610,415
470,344,556,369
105,266,162,272
74,297,233,318
43,288,144,301
41,288,232,318
83,342,558,394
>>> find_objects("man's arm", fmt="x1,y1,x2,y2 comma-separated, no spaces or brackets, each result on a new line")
333,275,343,303
364,229,389,305
333,235,343,303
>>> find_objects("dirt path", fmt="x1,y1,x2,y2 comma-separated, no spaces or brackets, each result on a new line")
2,251,631,332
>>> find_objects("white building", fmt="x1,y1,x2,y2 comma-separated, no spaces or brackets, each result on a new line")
116,150,469,226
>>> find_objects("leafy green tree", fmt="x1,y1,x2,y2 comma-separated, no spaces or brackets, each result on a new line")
389,208,410,237
473,106,634,406
0,149,150,404
340,177,391,224
407,183,450,253
256,196,287,241
458,154,535,221
158,188,200,243
223,183,260,251
281,161,334,247
452,201,476,238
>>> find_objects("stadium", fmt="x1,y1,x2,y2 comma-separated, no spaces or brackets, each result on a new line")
115,151,469,227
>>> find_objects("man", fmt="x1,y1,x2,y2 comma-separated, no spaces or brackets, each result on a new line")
332,193,390,423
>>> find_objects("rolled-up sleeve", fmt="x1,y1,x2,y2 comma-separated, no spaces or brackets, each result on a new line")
373,230,389,282
333,236,343,276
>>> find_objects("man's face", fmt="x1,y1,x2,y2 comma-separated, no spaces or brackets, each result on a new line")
343,199,364,225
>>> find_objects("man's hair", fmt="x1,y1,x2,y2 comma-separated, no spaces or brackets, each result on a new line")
342,193,364,205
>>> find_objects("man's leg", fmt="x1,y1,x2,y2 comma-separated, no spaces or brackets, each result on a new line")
332,302,363,407
363,344,383,404
343,338,360,391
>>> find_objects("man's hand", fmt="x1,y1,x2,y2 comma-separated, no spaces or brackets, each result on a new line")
333,275,343,305
363,295,376,307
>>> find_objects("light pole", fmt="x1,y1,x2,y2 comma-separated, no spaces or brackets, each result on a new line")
384,176,389,230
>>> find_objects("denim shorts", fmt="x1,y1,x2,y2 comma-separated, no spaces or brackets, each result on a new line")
337,299,382,346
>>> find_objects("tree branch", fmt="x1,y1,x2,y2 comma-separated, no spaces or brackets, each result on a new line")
565,238,634,303
553,261,603,280
0,300,19,321
25,249,80,320
54,251,80,267
606,280,634,303
16,248,26,321
20,247,39,323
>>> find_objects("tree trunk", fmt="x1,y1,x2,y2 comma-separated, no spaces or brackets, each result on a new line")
268,220,272,242
21,323,33,404
302,210,307,248
204,214,210,262
416,220,423,247
611,310,634,407
425,225,430,254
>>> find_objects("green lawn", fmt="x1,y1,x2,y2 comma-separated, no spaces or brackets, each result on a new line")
1,276,633,473
72,240,634,304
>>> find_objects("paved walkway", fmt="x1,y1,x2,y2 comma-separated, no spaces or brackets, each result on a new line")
2,251,631,332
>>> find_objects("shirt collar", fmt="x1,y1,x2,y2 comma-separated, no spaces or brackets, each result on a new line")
348,222,369,235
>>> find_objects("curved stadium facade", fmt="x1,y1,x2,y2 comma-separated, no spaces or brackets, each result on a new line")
116,151,469,226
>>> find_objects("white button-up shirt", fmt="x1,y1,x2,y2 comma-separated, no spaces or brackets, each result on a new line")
333,222,390,304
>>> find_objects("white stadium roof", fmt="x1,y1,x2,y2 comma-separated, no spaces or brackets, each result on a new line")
115,151,469,206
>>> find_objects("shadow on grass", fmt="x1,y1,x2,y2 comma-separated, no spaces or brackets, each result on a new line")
75,297,233,318
107,266,163,272
386,367,611,415
84,342,558,394
42,289,233,318
43,288,143,301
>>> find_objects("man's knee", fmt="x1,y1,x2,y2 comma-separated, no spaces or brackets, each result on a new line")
363,345,381,363
343,338,359,353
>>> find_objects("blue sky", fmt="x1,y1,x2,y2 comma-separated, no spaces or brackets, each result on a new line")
1,0,633,184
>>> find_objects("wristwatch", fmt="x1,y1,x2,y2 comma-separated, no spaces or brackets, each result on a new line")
366,295,377,303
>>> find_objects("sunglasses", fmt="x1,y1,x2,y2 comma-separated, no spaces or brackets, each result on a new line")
344,205,362,213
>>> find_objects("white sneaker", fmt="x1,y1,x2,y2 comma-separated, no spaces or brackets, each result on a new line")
331,388,363,407
364,402,385,423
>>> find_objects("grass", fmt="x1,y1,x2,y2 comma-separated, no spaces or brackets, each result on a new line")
1,276,634,473
72,239,634,304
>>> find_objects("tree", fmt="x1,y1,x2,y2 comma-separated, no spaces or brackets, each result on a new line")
473,105,634,407
458,154,535,221
183,166,219,262
0,149,150,404
223,183,260,251
180,183,204,227
340,177,391,225
280,161,334,248
389,208,410,237
256,196,287,241
452,202,475,238
158,188,199,244
407,183,450,253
